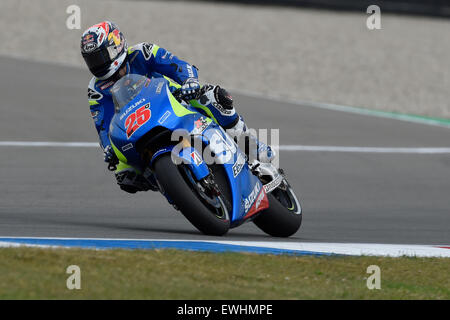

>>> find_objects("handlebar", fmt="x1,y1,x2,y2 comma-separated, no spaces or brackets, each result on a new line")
172,88,184,102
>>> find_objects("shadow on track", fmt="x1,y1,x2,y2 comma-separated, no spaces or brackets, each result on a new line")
8,215,307,241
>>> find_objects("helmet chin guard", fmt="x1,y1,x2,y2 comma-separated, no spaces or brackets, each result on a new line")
96,50,127,80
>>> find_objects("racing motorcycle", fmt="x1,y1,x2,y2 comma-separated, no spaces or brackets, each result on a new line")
108,74,302,237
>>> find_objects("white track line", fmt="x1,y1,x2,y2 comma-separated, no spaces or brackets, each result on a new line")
1,141,450,154
0,237,449,257
232,88,450,129
0,141,98,147
220,241,450,258
278,145,450,153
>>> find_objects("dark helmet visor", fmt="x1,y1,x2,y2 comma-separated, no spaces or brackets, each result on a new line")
82,47,113,78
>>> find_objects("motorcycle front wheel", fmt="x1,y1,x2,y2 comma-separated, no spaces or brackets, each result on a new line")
154,154,230,236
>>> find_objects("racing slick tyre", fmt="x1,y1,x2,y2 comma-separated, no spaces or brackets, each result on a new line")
253,186,302,237
154,154,230,236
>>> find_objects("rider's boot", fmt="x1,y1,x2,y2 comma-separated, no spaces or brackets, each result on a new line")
226,116,278,179
115,165,159,193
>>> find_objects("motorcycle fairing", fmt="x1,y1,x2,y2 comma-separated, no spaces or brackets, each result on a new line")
109,77,268,226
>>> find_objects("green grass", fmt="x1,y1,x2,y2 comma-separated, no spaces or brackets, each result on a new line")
0,247,448,299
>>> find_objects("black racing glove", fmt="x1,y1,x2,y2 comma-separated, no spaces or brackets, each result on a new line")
104,145,119,171
180,78,200,100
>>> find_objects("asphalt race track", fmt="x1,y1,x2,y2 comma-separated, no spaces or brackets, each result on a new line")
1,56,449,245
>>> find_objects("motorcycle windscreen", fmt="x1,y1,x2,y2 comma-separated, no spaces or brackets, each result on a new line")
111,74,151,113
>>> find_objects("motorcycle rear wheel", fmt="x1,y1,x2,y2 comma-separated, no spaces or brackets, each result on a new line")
253,182,302,237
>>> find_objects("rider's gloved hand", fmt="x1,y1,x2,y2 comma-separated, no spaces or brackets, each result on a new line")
180,78,200,100
104,145,119,171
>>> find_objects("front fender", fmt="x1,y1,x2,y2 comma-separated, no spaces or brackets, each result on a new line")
150,146,174,167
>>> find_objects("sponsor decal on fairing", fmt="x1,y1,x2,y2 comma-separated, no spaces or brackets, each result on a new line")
190,150,203,166
121,143,133,152
158,111,171,125
244,183,261,212
232,152,245,177
243,182,269,218
191,117,211,135
119,98,146,121
155,81,164,94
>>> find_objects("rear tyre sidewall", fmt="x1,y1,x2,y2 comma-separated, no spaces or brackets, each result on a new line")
253,192,302,237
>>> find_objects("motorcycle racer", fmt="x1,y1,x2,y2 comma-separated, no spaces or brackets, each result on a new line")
81,21,275,193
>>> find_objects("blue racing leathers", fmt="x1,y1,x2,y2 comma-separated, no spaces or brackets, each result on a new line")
88,42,239,152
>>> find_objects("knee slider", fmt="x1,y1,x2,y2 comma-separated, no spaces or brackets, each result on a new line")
215,87,233,110
120,184,138,194
115,169,137,187
197,85,236,118
116,171,139,193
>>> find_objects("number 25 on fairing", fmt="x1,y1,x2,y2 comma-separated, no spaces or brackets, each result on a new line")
125,103,151,139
